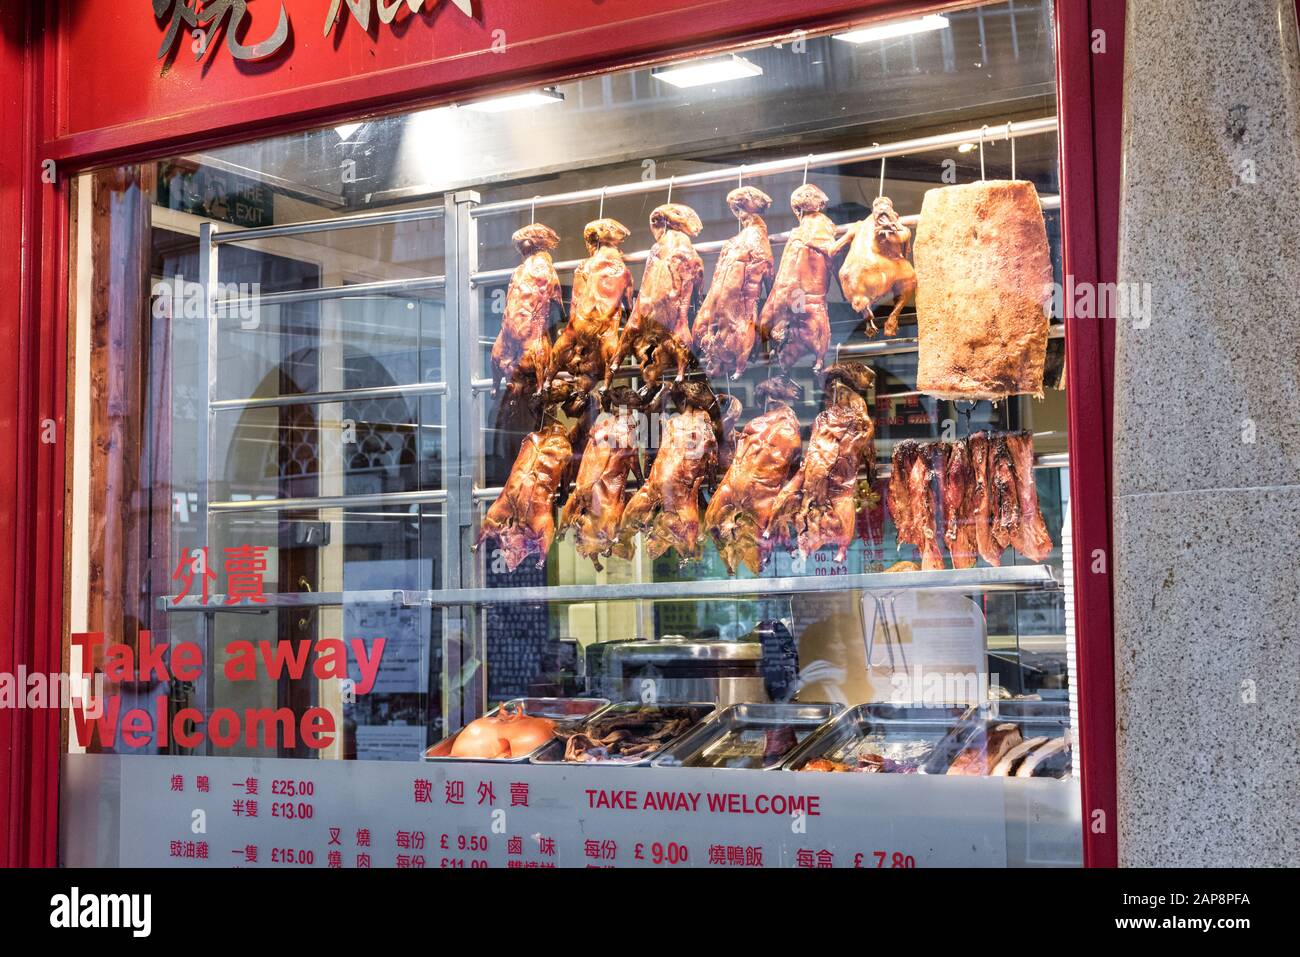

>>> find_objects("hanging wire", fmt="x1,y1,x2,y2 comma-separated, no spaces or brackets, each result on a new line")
738,164,744,189
667,175,675,204
530,195,539,223
803,154,813,185
598,186,606,220
1006,121,1017,180
876,143,886,198
979,125,991,180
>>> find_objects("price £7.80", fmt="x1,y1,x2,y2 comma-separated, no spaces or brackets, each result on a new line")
854,850,917,868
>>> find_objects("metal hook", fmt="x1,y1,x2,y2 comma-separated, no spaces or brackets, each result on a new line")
667,175,675,204
875,143,886,199
599,187,606,220
979,125,989,181
803,154,813,185
738,164,744,189
531,195,539,222
1006,121,1016,180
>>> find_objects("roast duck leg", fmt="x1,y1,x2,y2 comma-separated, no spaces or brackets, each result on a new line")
545,218,634,400
490,224,562,398
833,195,917,338
758,184,836,375
617,381,719,565
557,387,644,570
692,187,775,380
473,420,575,572
606,204,705,396
769,362,877,562
704,376,804,575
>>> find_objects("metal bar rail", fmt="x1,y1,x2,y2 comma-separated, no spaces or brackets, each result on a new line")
160,563,1059,612
469,116,1059,220
211,203,445,245
211,381,449,412
469,195,1061,286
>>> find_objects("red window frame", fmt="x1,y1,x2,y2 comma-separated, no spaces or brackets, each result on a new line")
0,0,1123,867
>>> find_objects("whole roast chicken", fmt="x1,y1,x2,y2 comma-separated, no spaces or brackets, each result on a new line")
759,185,836,374
833,196,917,338
704,376,803,575
607,204,705,395
545,218,634,397
557,387,644,570
692,187,775,380
769,362,876,562
473,420,574,572
617,381,719,565
490,223,562,397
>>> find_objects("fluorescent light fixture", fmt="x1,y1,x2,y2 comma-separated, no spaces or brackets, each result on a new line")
335,123,363,141
834,14,949,44
652,54,763,89
462,88,565,113
957,142,977,154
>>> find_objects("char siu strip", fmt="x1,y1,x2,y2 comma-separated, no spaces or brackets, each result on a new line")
989,433,1022,553
1005,430,1054,561
940,439,978,569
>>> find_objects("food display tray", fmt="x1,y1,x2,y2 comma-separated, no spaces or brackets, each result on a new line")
782,703,972,774
423,697,611,763
928,699,1071,777
651,703,843,770
529,702,716,766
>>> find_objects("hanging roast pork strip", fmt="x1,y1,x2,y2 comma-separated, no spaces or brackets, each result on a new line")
967,431,1002,566
988,433,1023,553
889,439,944,570
940,439,978,569
1006,430,1054,561
893,430,1053,569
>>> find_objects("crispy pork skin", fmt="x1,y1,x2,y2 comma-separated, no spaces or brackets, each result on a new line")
913,181,1052,400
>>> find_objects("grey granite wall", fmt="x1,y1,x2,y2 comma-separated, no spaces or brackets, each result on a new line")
1114,0,1300,865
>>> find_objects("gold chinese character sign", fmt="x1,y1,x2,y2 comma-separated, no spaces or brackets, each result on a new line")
154,0,478,63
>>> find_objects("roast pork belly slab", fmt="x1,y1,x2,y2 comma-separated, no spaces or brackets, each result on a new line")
913,180,1053,401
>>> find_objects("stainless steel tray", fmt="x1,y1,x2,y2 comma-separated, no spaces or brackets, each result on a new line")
423,697,611,763
782,703,972,774
930,701,1071,777
652,703,843,770
529,702,716,766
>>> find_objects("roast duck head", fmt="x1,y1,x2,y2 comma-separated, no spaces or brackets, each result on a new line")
790,183,830,219
871,196,907,238
726,186,773,218
512,223,561,257
755,374,803,407
600,384,644,414
822,361,876,399
649,203,704,240
583,217,631,253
